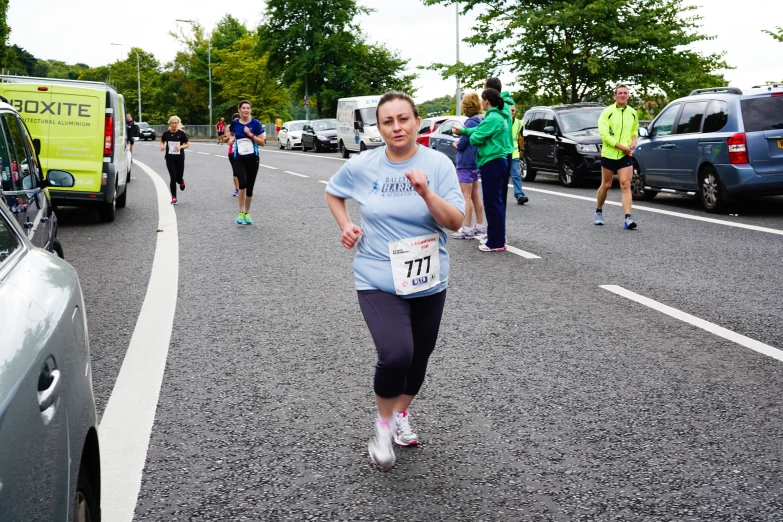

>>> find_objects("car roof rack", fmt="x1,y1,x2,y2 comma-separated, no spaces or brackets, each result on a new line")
0,74,115,90
689,87,742,95
750,83,783,90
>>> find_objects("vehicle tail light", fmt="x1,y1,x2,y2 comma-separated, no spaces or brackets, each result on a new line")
101,172,107,186
772,92,783,97
104,115,113,155
727,133,748,164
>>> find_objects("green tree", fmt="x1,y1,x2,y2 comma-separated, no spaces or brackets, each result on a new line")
762,26,783,43
0,0,9,69
211,15,248,51
212,33,290,122
258,0,415,118
419,95,457,117
423,0,731,103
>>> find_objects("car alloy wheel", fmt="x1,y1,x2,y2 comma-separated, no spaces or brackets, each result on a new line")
699,167,726,213
522,156,537,182
278,138,284,149
558,157,578,187
360,142,367,152
286,140,292,150
315,141,321,153
630,161,657,200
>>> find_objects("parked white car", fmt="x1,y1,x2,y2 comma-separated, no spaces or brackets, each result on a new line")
277,120,307,150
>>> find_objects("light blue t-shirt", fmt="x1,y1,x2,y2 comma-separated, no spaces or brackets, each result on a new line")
326,145,465,298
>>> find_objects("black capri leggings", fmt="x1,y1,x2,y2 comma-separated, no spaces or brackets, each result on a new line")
165,156,185,197
233,155,260,197
228,155,236,176
357,289,447,399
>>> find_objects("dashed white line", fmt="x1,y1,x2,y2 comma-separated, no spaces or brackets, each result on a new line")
260,164,278,170
197,152,210,155
284,170,309,178
601,285,783,363
215,155,228,158
260,148,348,162
506,245,541,259
318,180,328,184
517,185,783,236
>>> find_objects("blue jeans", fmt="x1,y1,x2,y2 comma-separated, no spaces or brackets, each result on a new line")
479,157,508,249
510,158,526,200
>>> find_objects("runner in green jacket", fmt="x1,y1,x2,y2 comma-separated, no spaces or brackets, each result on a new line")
595,84,638,229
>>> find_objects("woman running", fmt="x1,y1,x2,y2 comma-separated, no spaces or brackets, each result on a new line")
452,92,486,240
159,115,189,204
325,91,465,469
227,112,240,196
228,101,265,224
455,88,510,252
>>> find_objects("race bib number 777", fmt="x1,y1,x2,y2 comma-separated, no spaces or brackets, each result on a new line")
388,234,440,296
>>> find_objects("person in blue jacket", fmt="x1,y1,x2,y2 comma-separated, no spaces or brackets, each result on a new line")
326,91,465,470
452,92,486,239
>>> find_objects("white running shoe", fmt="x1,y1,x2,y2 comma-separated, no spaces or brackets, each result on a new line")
368,418,396,469
473,224,487,240
394,411,419,447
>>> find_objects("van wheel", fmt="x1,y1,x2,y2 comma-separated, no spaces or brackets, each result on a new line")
126,165,131,183
116,185,127,208
360,142,367,153
631,161,657,201
72,458,100,522
53,238,64,259
558,157,580,187
699,166,727,213
98,187,116,222
339,141,350,158
522,156,537,182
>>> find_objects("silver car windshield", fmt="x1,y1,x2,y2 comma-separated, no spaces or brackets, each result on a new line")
559,109,604,133
289,123,305,132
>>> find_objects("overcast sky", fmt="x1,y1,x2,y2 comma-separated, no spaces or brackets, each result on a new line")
7,0,782,104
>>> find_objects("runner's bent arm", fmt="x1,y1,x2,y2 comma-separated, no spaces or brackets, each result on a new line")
326,193,364,249
405,168,464,231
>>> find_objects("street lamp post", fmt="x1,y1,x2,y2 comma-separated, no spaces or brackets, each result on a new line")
177,19,212,137
111,43,142,122
455,2,461,117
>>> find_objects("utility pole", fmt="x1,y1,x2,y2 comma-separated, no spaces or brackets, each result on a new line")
455,2,462,117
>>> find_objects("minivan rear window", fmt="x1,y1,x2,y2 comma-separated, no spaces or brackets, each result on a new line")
702,100,729,133
740,97,783,132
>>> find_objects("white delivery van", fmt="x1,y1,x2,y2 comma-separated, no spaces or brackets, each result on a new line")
336,95,384,158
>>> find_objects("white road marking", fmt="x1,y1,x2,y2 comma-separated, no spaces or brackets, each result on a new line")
197,152,210,155
318,180,328,184
601,285,783,363
215,155,228,158
517,185,783,236
260,148,348,162
99,159,179,522
284,170,309,178
506,245,541,259
260,164,278,170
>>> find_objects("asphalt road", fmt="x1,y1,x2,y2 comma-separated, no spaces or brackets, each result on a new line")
56,139,783,521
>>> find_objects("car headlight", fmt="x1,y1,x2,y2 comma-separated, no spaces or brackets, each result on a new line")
317,134,329,140
576,143,598,153
369,137,382,143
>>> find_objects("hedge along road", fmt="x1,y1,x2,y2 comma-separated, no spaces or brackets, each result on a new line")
77,139,783,520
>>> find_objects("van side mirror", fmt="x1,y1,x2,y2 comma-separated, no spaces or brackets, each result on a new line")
354,121,363,131
44,170,75,188
33,138,41,155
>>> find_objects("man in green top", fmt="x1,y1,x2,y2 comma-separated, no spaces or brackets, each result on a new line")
509,105,528,204
596,84,638,229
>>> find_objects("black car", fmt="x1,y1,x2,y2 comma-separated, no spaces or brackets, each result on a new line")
522,103,605,187
302,119,339,152
137,121,156,141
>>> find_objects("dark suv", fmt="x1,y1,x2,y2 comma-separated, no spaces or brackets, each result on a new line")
137,122,156,141
522,103,605,187
633,85,783,212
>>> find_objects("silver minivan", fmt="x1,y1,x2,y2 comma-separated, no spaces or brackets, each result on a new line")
0,201,101,521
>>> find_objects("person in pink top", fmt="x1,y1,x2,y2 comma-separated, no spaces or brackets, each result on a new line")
227,113,240,196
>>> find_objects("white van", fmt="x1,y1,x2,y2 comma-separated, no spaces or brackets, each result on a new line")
336,95,384,158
